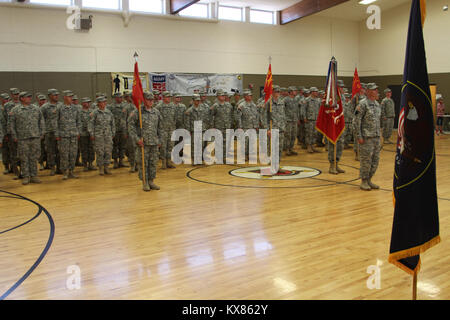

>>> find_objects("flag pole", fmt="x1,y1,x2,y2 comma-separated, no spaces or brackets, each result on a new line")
134,52,147,188
269,56,273,162
412,273,418,300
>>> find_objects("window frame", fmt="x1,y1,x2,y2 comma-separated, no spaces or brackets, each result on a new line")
249,8,275,25
218,5,243,22
81,0,121,11
128,0,164,14
178,2,209,19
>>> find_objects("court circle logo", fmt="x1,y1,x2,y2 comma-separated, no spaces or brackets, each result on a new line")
229,166,321,180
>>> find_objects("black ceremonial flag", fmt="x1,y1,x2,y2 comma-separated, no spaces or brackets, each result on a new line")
389,0,440,276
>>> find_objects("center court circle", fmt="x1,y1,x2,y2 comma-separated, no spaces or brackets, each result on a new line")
229,166,321,180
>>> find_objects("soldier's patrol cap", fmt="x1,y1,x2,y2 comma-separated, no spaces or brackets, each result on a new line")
144,92,154,100
162,91,171,97
319,90,325,95
152,90,160,95
95,92,104,97
303,89,310,94
228,93,234,97
298,86,305,91
96,96,107,103
234,91,240,95
343,88,349,93
63,90,74,97
173,93,182,97
337,80,345,87
113,92,123,98
436,94,443,100
216,89,225,96
273,85,281,93
38,94,47,101
288,86,297,92
19,91,33,98
10,88,20,95
367,83,379,90
243,90,253,96
310,87,319,92
192,94,201,101
0,93,10,100
361,83,368,89
384,88,392,93
73,95,79,100
344,93,352,98
48,89,60,96
280,87,288,92
81,97,92,103
123,90,132,97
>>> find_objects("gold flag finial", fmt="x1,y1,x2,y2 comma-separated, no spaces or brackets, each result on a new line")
420,0,426,26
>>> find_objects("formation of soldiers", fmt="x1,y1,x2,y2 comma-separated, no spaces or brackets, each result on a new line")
0,81,395,191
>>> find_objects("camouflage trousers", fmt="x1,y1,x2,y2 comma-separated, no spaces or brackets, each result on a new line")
297,122,306,145
382,118,395,140
8,136,19,173
285,121,298,151
79,136,95,164
2,135,10,166
359,137,381,180
160,131,174,160
112,132,127,160
352,122,359,155
305,121,318,145
40,138,46,165
45,132,59,168
327,135,344,163
58,136,78,171
126,136,135,166
136,144,158,182
344,122,353,146
18,138,40,178
94,135,113,167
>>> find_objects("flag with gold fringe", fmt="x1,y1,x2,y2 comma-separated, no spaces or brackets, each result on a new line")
389,0,440,276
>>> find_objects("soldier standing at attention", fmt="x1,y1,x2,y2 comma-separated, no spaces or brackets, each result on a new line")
41,89,62,176
73,95,83,167
88,96,115,176
304,87,321,153
156,91,177,169
327,80,346,175
1,93,11,174
283,87,300,156
351,83,367,161
355,83,383,191
185,94,207,165
79,97,96,171
210,89,233,162
173,93,187,159
236,90,260,161
36,94,48,171
9,92,45,185
108,92,128,169
266,86,286,160
122,91,137,172
56,90,81,180
343,93,353,149
380,88,396,144
128,92,162,192
5,88,22,178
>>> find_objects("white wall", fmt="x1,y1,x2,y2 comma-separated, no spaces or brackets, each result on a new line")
359,0,450,76
0,5,359,76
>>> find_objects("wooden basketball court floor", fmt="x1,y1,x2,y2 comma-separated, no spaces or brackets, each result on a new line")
1,134,449,300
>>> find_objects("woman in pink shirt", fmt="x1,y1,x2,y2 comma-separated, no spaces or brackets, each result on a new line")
436,95,445,135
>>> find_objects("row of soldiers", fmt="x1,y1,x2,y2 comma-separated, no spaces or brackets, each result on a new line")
0,81,394,191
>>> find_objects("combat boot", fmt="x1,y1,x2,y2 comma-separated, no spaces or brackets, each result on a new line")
104,165,112,175
307,145,314,154
360,179,371,191
119,158,129,167
129,163,136,173
329,163,338,175
167,159,176,169
336,162,346,174
113,159,119,169
3,164,9,175
99,166,104,176
83,163,89,172
161,159,167,169
143,183,151,192
88,162,96,171
39,163,45,171
149,179,160,190
50,166,56,176
22,177,30,185
62,170,69,180
290,150,298,156
68,170,78,179
368,178,380,190
30,176,41,184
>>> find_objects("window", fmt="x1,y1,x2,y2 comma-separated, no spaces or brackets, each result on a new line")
218,6,242,22
30,0,72,5
250,9,274,25
179,3,208,19
129,0,163,14
82,0,120,10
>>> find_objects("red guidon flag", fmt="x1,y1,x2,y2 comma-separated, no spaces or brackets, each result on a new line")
132,61,144,109
315,57,345,144
352,67,362,98
263,63,273,104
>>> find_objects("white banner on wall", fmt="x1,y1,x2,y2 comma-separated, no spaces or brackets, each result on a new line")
149,73,243,96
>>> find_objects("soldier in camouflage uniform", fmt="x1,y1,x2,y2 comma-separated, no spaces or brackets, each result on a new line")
327,80,347,174
235,90,260,161
41,89,62,176
79,97,96,171
128,92,162,192
354,83,383,191
36,94,48,170
9,92,45,185
304,87,321,153
108,92,129,169
156,91,177,169
297,88,309,149
343,93,353,149
4,88,21,178
56,90,81,180
210,89,234,162
185,94,209,165
380,88,396,144
173,92,187,159
88,96,115,176
72,95,83,167
265,86,285,160
122,91,137,172
1,93,11,174
283,87,300,155
351,83,368,161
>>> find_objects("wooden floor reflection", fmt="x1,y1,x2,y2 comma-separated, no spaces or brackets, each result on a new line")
1,134,449,300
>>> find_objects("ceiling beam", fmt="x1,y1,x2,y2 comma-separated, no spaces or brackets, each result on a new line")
279,0,350,25
170,0,201,15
